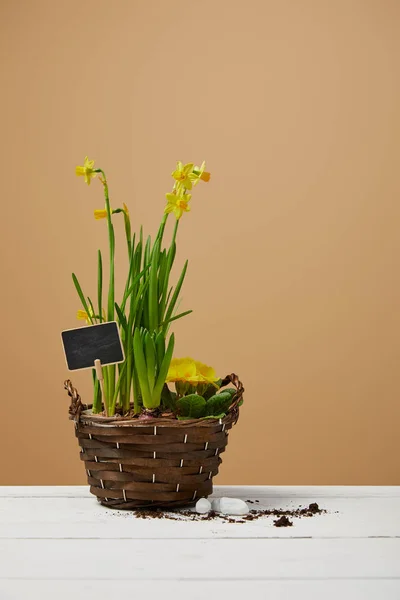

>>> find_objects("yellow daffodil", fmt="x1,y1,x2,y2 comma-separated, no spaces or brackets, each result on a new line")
166,357,219,386
94,209,107,220
76,309,88,321
76,307,105,323
75,156,97,185
190,161,211,185
123,202,129,216
172,161,194,191
165,191,191,220
95,207,125,220
76,307,94,324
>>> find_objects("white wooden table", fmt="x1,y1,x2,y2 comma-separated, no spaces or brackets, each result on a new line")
0,486,399,599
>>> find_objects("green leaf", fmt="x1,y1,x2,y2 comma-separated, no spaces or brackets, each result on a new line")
97,250,103,322
122,263,151,312
92,377,102,413
148,238,160,331
176,394,207,419
202,414,226,420
203,382,221,400
144,235,151,269
151,333,175,407
162,260,189,334
155,331,165,365
114,303,128,334
145,332,156,391
219,387,237,400
159,239,177,318
111,360,127,411
121,234,136,306
158,250,167,301
72,273,93,323
205,391,232,416
133,328,152,407
160,309,193,328
134,239,143,275
161,385,176,411
87,297,96,323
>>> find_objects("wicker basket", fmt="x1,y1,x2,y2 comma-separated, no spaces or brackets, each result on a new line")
64,374,243,510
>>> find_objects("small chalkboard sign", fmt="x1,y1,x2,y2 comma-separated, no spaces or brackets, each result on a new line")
61,322,124,417
61,322,124,371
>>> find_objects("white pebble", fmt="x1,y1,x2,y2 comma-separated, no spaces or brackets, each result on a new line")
195,498,211,514
211,498,221,512
213,497,249,516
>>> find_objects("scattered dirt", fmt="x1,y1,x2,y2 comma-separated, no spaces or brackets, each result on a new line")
250,502,326,520
274,515,293,527
112,502,326,527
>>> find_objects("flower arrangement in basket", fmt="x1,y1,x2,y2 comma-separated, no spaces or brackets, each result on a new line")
64,157,244,509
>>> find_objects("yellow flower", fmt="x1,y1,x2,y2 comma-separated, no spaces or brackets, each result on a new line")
76,307,105,323
76,308,93,324
172,161,194,191
123,202,129,216
75,156,97,185
166,358,197,383
190,161,211,185
166,357,219,386
193,359,218,385
165,191,191,220
94,209,107,220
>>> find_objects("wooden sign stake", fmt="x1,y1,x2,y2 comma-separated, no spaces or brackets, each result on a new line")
94,359,109,417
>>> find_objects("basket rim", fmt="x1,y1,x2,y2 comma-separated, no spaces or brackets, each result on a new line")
65,373,243,429
77,406,238,428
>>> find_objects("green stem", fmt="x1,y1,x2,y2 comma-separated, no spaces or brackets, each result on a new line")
97,169,115,407
102,367,109,412
155,213,168,247
125,348,132,412
97,250,103,323
97,170,115,322
92,371,102,413
171,218,179,249
159,219,179,321
133,366,141,414
123,210,132,257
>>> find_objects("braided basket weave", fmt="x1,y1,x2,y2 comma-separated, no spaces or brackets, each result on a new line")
65,374,243,510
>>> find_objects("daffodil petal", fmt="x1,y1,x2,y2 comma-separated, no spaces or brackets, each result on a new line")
94,209,107,220
183,163,194,174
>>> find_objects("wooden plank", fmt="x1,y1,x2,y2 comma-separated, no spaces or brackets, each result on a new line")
1,579,400,600
1,495,399,539
0,539,399,580
0,485,399,498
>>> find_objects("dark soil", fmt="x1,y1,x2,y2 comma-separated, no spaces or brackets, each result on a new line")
117,502,326,527
250,502,326,520
273,515,293,527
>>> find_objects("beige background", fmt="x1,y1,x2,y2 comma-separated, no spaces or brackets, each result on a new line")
0,0,399,485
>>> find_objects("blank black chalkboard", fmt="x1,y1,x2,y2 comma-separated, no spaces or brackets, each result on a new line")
61,322,124,371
